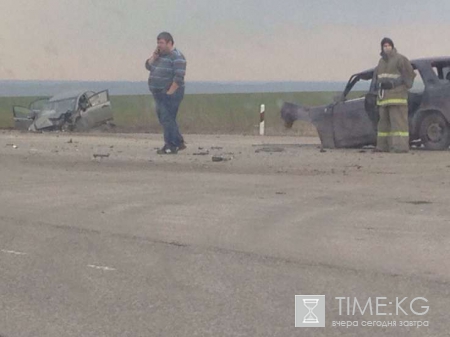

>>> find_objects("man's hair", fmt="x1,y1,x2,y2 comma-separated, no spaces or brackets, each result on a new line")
380,37,394,49
157,32,174,44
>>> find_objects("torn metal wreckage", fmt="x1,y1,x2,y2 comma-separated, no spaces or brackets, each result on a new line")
12,90,114,132
281,57,450,151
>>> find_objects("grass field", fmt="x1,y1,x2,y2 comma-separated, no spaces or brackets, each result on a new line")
0,92,339,135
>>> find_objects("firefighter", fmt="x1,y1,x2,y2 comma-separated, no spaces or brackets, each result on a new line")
374,37,415,153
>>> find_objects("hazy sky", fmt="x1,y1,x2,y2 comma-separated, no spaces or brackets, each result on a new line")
1,0,449,81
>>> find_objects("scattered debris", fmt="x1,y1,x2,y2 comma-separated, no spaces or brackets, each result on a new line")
255,147,284,153
320,148,326,153
403,201,432,205
275,191,286,195
193,150,210,156
251,143,304,148
167,241,188,247
212,155,232,162
93,153,110,158
67,138,73,143
211,146,223,150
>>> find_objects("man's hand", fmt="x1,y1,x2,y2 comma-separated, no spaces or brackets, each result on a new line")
147,48,160,65
152,47,160,58
380,81,394,90
166,82,179,95
379,77,404,90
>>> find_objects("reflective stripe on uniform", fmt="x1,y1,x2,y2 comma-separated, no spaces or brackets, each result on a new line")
390,131,409,137
377,131,409,137
377,98,408,106
378,73,400,79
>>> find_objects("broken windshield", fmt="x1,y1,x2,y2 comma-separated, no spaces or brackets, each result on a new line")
43,98,76,113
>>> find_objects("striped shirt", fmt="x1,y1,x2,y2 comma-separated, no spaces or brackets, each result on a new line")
145,48,187,92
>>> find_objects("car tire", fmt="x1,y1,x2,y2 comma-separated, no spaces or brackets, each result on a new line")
419,112,450,150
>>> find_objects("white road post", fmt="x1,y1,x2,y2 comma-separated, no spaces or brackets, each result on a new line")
259,104,265,136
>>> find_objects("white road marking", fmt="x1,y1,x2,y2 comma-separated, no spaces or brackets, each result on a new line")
1,249,27,255
87,264,116,271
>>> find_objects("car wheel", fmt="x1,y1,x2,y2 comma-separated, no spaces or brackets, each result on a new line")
419,112,450,150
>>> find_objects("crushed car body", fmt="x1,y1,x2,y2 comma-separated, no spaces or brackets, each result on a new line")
281,57,450,150
13,90,113,132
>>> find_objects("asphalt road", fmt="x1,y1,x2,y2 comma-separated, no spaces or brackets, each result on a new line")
0,131,449,336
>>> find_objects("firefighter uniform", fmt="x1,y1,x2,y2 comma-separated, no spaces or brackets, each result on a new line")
375,38,415,153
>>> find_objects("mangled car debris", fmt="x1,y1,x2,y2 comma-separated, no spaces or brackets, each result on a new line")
13,90,113,132
281,57,450,150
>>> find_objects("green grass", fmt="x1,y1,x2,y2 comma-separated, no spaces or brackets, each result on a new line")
0,92,338,135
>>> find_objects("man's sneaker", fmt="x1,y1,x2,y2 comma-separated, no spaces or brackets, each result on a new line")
156,145,178,154
178,141,187,151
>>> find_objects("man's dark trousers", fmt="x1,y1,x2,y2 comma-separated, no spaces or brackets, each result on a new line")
152,87,184,148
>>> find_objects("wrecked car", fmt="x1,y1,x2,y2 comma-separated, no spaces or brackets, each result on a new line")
13,90,113,132
281,57,450,150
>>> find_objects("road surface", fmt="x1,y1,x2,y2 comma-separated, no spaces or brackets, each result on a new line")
0,131,449,336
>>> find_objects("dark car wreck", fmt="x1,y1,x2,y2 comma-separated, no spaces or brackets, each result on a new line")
13,90,113,132
281,57,450,150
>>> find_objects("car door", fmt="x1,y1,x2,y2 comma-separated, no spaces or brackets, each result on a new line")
12,106,36,130
331,97,377,148
327,72,378,148
29,98,50,112
83,90,113,128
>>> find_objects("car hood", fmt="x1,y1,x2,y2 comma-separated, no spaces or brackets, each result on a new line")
29,109,67,131
281,102,331,126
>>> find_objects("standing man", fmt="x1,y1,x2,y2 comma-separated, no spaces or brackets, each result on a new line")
374,37,415,153
145,32,187,154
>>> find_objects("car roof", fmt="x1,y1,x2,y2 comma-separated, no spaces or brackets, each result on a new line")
48,90,95,102
48,90,102,102
353,57,450,79
411,56,450,65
